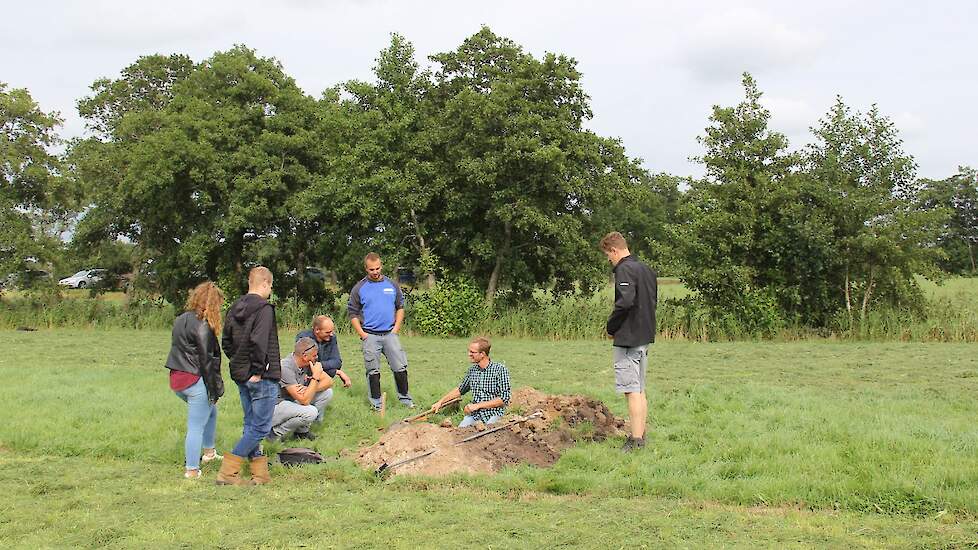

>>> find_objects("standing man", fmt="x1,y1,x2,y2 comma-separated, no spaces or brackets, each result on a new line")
296,315,352,388
600,232,657,452
268,337,334,442
431,337,511,427
217,266,281,485
347,252,413,410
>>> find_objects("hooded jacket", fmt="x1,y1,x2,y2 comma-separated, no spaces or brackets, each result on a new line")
165,311,225,402
606,255,657,347
222,293,281,383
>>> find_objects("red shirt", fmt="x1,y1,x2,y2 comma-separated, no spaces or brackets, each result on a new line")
169,369,200,391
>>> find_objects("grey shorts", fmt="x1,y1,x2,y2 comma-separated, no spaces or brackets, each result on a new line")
613,345,648,394
362,332,408,375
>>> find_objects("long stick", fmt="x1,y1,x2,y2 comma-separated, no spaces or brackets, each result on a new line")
454,411,543,445
401,396,461,423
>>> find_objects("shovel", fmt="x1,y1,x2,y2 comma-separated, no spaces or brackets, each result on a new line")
374,448,438,477
454,411,544,445
385,396,461,433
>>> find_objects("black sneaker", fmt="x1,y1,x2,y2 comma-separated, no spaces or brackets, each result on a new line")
621,436,646,452
293,431,317,441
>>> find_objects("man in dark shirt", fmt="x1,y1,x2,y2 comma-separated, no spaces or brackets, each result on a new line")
217,266,280,485
600,232,657,452
295,315,351,388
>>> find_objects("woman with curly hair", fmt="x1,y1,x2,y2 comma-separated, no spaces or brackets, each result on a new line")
165,281,226,478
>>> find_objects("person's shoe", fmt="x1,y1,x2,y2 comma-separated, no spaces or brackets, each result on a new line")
293,430,317,441
249,455,271,485
184,469,202,479
215,453,248,486
621,436,647,453
201,450,222,463
399,399,415,409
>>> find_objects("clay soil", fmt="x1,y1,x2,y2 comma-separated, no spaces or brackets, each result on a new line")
353,387,626,477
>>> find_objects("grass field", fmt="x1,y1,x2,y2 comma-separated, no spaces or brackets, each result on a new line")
1,329,976,547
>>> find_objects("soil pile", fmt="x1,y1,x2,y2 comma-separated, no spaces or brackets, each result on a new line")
353,387,625,477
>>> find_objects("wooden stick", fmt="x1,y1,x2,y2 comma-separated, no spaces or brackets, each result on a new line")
401,396,462,423
380,392,387,418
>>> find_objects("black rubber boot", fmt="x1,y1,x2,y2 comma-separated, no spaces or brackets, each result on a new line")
368,373,382,400
393,370,410,397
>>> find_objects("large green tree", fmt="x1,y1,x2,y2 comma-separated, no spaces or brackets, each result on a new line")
919,167,978,274
0,83,70,288
427,27,644,301
72,47,326,304
805,98,946,322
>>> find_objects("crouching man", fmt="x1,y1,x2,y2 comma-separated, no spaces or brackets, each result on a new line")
268,337,334,442
431,337,511,427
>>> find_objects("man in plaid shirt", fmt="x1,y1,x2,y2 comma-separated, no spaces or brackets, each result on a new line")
432,337,511,427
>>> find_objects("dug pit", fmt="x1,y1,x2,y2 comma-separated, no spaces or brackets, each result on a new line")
353,387,626,477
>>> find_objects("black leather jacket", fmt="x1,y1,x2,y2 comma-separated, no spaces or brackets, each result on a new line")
166,311,225,403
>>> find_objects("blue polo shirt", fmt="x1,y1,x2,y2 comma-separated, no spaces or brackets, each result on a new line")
347,276,403,333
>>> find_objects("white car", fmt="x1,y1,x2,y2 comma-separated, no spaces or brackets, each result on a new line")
59,269,107,289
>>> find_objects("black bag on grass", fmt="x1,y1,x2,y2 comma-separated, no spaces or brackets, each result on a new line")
277,447,324,467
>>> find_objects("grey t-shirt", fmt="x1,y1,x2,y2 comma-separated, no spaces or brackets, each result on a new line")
278,354,310,403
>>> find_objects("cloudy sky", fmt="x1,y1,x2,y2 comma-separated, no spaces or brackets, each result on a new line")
3,0,974,179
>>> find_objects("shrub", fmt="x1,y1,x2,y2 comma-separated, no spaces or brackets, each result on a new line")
410,278,485,336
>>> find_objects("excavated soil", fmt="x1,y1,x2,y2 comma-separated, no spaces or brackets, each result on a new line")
353,387,625,477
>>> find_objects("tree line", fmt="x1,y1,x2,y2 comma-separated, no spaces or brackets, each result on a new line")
2,27,975,331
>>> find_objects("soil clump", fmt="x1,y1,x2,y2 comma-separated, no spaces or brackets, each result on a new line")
353,387,625,477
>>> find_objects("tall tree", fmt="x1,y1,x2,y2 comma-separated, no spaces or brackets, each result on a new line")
0,83,70,287
72,47,324,304
805,98,946,322
918,167,978,274
428,27,640,302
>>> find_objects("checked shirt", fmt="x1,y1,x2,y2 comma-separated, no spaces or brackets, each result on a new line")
458,360,511,424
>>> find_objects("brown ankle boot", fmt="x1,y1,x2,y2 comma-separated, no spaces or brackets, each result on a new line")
250,455,271,485
215,453,248,486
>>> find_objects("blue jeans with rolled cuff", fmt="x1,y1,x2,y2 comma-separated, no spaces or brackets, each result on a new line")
173,378,217,470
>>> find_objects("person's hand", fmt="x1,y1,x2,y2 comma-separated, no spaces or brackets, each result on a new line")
358,332,368,341
463,403,479,414
310,361,325,378
337,370,352,388
248,374,261,383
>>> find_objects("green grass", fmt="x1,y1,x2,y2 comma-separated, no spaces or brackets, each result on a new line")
1,330,977,547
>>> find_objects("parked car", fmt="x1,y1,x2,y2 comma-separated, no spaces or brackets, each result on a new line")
1,269,52,290
59,269,108,289
284,266,327,283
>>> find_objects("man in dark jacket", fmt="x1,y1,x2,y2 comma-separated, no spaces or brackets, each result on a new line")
295,315,351,388
600,232,657,452
216,266,281,485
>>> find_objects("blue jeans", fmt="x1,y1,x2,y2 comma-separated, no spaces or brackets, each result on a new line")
173,378,217,470
458,414,503,428
232,379,278,458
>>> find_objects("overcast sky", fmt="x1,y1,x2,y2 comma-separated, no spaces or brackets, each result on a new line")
3,0,975,180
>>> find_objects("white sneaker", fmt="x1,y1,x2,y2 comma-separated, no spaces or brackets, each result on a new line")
184,469,202,479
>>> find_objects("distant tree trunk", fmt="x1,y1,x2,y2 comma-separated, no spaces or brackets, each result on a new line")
860,265,876,321
485,220,512,306
967,239,976,273
844,265,853,328
410,207,436,289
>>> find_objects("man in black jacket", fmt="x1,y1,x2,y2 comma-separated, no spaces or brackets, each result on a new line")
600,232,657,452
217,266,281,485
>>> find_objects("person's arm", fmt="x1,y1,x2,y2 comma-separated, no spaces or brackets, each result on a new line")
286,362,333,405
606,263,637,336
348,282,367,339
249,305,274,380
221,319,234,359
432,387,462,413
392,308,405,334
392,284,405,334
464,397,505,415
321,340,341,376
196,321,223,402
